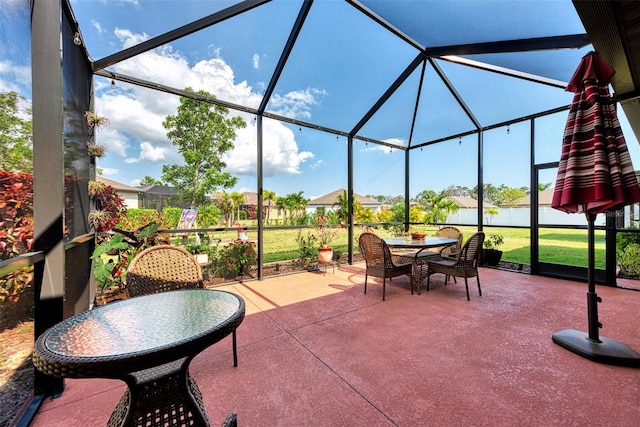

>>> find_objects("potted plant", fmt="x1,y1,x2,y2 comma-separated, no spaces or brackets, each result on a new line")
313,216,339,263
482,234,504,266
184,243,211,264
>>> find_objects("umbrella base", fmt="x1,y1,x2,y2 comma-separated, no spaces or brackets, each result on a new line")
552,329,640,368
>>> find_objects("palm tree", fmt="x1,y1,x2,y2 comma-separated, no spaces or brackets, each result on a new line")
263,189,277,224
230,191,245,223
423,191,460,225
332,190,349,223
216,191,234,227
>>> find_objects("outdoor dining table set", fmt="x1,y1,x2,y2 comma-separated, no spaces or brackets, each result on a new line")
33,289,245,427
385,235,459,293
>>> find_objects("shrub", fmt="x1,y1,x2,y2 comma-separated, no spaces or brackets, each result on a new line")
618,243,640,278
196,204,221,227
162,207,183,228
213,240,257,279
0,171,34,304
88,180,126,232
616,226,640,253
296,230,317,267
117,208,161,231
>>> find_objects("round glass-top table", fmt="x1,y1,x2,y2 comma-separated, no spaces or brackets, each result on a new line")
33,289,245,427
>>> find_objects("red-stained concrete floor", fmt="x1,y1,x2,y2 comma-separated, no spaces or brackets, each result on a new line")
30,264,640,427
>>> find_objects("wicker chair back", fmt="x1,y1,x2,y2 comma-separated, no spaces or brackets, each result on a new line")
435,226,463,257
426,232,485,300
126,245,204,297
358,232,412,300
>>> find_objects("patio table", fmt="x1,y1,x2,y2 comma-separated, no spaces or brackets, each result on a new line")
385,237,458,294
33,289,245,427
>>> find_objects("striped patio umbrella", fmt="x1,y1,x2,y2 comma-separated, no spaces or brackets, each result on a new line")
551,51,640,366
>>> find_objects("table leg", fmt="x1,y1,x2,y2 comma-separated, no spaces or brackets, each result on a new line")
108,359,211,427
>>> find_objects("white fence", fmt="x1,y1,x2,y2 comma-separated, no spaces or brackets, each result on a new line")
447,207,617,227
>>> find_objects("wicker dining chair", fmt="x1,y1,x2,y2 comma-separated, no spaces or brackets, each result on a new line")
426,232,485,301
126,244,239,366
435,226,463,259
358,232,413,301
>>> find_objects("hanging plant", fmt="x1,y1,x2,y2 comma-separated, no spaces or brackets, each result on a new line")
85,111,109,159
85,111,109,132
87,142,107,158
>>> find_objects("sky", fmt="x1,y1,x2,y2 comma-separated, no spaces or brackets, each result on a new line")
3,0,640,201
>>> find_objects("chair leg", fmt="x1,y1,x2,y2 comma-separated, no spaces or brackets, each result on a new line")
364,273,368,294
382,278,386,301
464,277,470,301
426,274,431,292
477,276,482,297
232,330,238,367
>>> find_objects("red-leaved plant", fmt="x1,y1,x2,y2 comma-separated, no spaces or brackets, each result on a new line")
0,171,34,303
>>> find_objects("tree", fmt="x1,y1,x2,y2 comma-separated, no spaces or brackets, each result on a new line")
162,88,246,208
538,182,552,192
0,92,32,173
501,187,527,207
263,189,277,223
139,176,163,186
332,190,362,224
422,191,459,225
277,191,309,224
216,191,235,227
230,191,245,222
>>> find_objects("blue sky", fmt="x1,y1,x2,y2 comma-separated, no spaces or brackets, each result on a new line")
2,0,640,201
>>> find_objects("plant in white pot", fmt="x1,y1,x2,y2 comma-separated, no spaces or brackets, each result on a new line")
184,243,211,264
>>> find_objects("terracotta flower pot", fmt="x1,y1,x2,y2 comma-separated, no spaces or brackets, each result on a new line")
318,247,333,263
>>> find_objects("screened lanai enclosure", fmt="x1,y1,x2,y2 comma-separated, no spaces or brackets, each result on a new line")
3,0,640,424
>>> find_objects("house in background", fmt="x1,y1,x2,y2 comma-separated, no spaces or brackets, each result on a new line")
307,189,382,215
239,192,278,221
445,196,497,225
96,176,140,208
138,185,190,212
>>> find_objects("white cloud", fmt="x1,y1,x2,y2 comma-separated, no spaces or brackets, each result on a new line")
223,120,314,177
114,27,149,49
98,167,120,177
252,54,260,70
0,60,31,92
269,88,327,120
91,20,105,34
95,28,323,178
309,160,325,169
359,137,406,153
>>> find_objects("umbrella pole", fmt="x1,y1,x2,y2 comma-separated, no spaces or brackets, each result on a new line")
586,212,601,342
552,213,640,367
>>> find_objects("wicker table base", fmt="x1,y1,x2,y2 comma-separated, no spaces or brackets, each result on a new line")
107,358,210,427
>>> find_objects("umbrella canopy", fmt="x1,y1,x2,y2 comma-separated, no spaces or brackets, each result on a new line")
552,51,640,214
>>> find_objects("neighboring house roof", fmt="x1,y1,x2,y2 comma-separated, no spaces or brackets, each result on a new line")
446,196,496,209
240,192,275,207
137,185,180,196
515,188,555,207
308,189,382,207
97,176,140,193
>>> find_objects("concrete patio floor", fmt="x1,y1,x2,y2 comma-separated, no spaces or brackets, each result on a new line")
31,263,640,426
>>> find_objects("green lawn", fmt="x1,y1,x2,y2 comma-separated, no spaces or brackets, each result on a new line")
183,224,606,269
